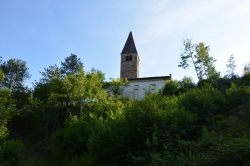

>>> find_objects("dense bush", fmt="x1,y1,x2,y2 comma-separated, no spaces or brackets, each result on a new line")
0,140,23,166
51,116,90,165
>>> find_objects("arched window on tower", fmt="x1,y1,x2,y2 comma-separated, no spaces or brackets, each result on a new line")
126,55,132,61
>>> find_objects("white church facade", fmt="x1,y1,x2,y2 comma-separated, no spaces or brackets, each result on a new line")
120,32,171,99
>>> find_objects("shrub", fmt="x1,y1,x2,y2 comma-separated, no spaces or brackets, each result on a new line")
51,116,89,165
0,140,23,166
180,85,224,124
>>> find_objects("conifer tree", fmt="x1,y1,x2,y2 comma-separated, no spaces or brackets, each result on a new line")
226,54,237,78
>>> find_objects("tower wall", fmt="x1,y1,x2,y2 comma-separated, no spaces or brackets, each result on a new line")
120,53,139,79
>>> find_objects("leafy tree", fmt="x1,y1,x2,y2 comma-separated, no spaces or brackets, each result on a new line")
226,54,237,78
179,39,201,80
0,59,30,90
105,78,128,96
180,85,224,124
226,83,250,108
162,77,194,96
179,76,195,91
243,62,250,75
61,54,83,76
40,64,62,83
179,39,219,81
0,88,15,139
0,140,23,165
0,70,3,81
195,42,219,80
162,80,180,96
51,116,89,165
0,57,4,81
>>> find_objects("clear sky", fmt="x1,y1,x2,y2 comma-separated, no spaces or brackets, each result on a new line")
1,0,250,86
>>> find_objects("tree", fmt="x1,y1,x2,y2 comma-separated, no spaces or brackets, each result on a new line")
0,57,4,81
179,39,219,81
0,88,15,139
40,64,62,83
105,78,128,96
179,39,201,80
0,70,4,81
195,42,219,80
243,62,250,75
226,54,237,78
61,54,83,76
162,77,195,96
0,59,30,90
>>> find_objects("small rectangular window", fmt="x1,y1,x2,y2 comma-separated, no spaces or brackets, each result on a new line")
126,56,129,61
129,56,132,61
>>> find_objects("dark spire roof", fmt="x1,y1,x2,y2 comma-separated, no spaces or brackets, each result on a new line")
121,31,138,54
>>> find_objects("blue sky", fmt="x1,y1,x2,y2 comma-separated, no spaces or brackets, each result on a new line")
1,0,250,86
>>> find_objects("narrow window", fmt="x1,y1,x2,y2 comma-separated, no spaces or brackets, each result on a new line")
129,55,132,61
126,56,129,61
126,55,132,61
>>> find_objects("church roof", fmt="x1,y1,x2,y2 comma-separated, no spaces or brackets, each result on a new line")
121,31,138,54
128,75,172,82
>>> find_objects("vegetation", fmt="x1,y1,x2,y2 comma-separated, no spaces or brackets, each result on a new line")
179,39,219,81
0,43,250,165
226,54,237,78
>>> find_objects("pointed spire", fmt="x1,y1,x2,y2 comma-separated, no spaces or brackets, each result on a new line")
121,31,138,54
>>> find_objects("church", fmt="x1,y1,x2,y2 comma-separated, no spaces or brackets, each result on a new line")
120,32,171,99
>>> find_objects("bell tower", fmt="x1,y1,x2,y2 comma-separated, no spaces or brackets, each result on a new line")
120,31,139,79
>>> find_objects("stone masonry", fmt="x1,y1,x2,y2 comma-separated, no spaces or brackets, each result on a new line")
120,32,139,79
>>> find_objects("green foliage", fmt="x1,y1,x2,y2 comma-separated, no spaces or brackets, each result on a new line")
180,85,224,124
226,54,237,78
40,64,62,83
87,95,197,166
195,42,219,80
243,62,250,75
162,77,194,96
51,116,89,165
1,54,250,166
226,83,250,108
0,140,23,166
0,57,4,81
162,80,180,96
0,88,15,139
0,70,4,81
61,54,83,76
179,39,219,81
105,78,128,96
0,59,30,90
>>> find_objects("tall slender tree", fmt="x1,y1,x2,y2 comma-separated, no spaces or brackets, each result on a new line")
179,39,219,81
179,39,202,80
195,42,219,80
226,54,237,78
